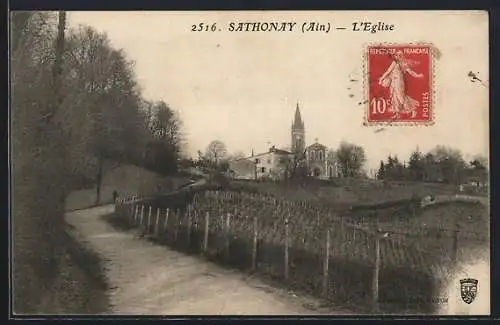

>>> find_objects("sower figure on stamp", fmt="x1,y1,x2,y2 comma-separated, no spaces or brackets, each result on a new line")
378,50,424,119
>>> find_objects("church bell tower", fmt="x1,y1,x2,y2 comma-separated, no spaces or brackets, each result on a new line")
291,102,305,154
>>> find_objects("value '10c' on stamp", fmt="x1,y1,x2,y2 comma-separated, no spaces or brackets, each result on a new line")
364,44,434,126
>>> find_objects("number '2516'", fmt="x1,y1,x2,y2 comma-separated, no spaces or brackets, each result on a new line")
191,23,218,32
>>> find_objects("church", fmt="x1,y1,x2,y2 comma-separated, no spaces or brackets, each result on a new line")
290,103,339,179
228,103,339,180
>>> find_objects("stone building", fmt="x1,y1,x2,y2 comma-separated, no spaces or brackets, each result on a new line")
228,146,293,180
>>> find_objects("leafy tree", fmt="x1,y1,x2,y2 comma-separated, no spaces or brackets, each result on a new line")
277,149,308,180
408,148,424,181
11,11,69,313
385,155,395,176
376,160,386,180
12,13,180,313
467,154,489,186
470,154,488,171
335,142,366,177
143,101,183,175
195,150,210,170
428,145,466,184
62,26,150,203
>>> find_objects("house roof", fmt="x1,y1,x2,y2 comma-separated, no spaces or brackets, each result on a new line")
270,147,292,155
230,147,292,162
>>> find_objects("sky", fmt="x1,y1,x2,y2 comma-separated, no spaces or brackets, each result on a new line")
67,11,489,171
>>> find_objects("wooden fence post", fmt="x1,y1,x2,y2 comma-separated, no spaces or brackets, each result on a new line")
174,209,179,242
163,208,170,233
133,204,139,226
203,211,209,254
187,206,192,250
225,212,231,261
129,203,135,223
453,221,459,263
284,217,289,281
147,205,152,234
252,216,258,271
340,217,345,255
154,208,160,236
322,229,331,297
372,232,381,311
140,205,145,229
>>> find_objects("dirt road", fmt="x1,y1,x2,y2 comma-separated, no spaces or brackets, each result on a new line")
65,205,340,315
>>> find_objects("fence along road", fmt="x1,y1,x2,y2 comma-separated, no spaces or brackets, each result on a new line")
114,190,488,314
65,204,343,315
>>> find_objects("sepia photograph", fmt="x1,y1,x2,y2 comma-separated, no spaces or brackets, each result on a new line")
10,10,490,316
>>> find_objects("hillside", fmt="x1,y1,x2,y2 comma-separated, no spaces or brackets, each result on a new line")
65,162,190,211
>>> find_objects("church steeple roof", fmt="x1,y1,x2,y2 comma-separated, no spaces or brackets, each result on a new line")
293,102,304,129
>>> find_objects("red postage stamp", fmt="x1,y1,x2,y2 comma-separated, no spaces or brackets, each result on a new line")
365,44,433,125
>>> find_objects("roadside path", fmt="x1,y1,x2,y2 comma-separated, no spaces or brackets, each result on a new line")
65,205,342,315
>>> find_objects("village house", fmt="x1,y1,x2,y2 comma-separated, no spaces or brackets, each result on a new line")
228,146,293,181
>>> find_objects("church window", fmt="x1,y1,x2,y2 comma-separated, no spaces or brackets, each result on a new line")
319,151,323,160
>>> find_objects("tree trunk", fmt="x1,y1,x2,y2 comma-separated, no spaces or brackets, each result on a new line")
45,11,66,126
95,155,103,206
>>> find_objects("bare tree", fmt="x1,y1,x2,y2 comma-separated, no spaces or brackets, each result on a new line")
204,140,228,165
228,151,246,161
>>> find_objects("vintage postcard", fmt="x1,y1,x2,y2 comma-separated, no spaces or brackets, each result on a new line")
11,10,489,317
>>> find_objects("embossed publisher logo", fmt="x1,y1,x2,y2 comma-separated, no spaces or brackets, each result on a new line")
460,278,478,304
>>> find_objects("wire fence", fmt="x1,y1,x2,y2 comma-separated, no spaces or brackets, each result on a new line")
113,190,488,312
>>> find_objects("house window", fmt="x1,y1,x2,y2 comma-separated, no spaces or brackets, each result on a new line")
261,167,266,173
267,158,272,164
255,158,260,164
